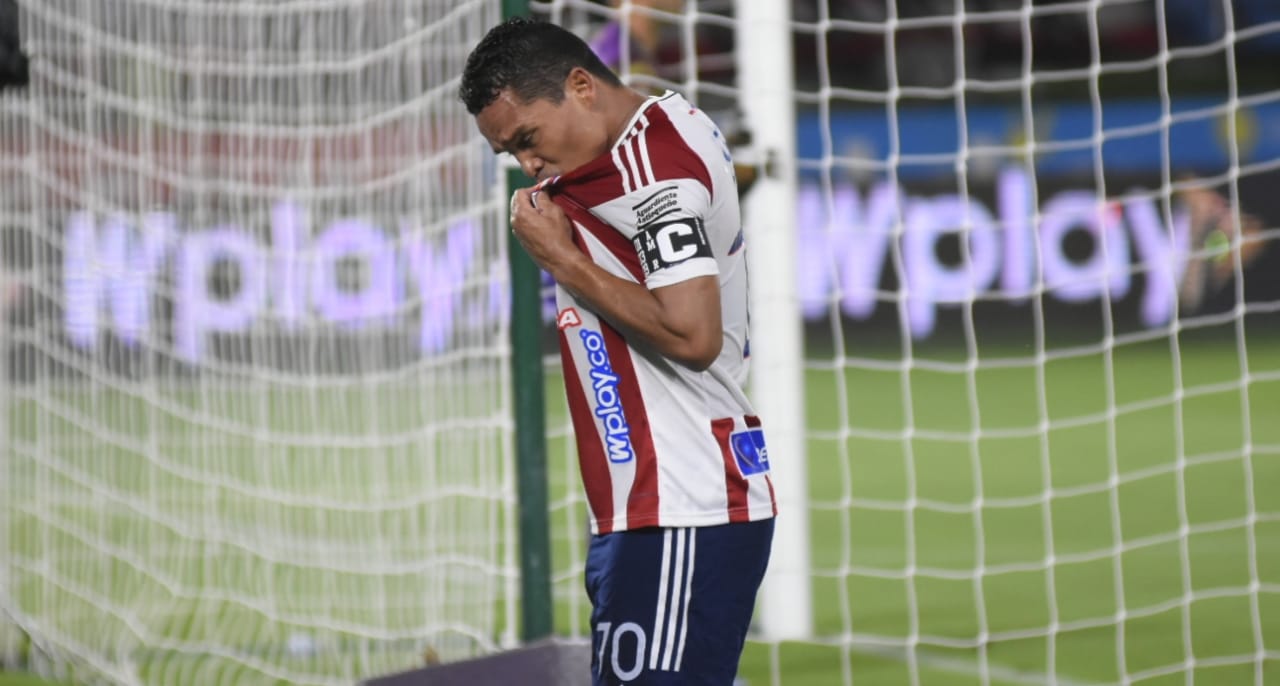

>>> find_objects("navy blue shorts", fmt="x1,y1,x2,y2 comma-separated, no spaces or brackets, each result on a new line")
584,519,775,685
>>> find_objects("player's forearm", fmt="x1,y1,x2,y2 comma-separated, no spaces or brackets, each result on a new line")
545,250,722,371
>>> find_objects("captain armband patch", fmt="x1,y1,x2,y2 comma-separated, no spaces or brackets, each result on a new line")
631,217,713,278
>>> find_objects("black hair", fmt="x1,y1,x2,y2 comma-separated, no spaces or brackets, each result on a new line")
459,17,622,115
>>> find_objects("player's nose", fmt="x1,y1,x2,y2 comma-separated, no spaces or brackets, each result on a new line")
518,154,543,180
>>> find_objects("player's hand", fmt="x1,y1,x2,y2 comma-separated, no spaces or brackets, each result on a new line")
509,187,577,272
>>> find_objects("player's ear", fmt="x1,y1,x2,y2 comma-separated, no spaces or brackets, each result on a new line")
565,67,595,105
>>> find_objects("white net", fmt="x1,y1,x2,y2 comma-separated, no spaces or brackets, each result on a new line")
537,1,1280,684
1,1,513,685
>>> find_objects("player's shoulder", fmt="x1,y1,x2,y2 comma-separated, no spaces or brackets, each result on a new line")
642,92,718,150
622,92,716,193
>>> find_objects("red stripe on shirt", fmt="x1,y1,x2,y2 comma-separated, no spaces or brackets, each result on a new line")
711,417,752,523
541,127,634,208
628,131,650,187
554,196,646,283
765,474,777,517
560,328,616,533
597,323,659,528
547,98,711,208
640,104,714,200
558,158,628,208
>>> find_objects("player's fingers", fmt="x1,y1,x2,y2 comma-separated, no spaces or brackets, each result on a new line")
531,192,565,222
509,188,532,220
509,188,535,230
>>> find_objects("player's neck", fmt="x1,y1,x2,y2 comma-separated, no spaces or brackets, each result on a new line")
604,87,652,147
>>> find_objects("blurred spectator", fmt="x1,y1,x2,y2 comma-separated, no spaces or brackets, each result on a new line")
587,0,683,83
1177,182,1267,312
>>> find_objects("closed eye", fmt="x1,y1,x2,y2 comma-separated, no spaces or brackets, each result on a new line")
505,125,536,151
492,129,536,157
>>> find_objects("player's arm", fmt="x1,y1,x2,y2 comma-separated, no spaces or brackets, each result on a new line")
509,186,722,371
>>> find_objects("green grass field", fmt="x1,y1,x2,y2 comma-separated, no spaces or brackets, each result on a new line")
4,322,1279,685
544,322,1280,685
0,675,61,686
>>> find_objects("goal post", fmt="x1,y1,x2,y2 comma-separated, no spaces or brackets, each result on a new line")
506,161,553,643
733,0,813,642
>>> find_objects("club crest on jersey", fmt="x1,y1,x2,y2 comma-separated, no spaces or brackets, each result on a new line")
580,329,634,464
730,428,770,476
556,308,582,330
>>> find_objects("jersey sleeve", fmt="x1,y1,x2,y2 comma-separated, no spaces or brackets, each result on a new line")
628,178,719,290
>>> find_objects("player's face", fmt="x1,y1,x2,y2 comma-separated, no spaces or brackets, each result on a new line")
475,71,609,182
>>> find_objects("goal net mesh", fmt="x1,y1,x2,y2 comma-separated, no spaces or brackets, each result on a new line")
1,1,514,685
536,1,1280,684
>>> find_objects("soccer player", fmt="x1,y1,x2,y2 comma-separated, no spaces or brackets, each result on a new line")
460,17,776,685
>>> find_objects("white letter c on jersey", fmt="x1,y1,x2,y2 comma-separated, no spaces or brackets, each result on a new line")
655,222,698,264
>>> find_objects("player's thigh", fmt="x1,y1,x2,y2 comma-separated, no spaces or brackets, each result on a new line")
585,520,774,685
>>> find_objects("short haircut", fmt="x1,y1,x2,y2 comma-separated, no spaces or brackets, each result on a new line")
459,17,623,115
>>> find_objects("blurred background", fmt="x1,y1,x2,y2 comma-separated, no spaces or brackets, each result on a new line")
1,1,1278,685
549,0,1280,343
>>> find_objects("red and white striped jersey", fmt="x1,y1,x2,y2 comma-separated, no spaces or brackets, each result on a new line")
539,91,776,534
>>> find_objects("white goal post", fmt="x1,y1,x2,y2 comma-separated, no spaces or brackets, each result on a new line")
734,0,813,642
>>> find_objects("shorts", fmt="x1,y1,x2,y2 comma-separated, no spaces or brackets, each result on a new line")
584,518,775,685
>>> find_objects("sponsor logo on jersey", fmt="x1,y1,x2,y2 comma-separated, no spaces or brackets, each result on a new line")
581,329,634,464
632,216,712,277
632,184,680,227
556,307,582,330
730,428,769,476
